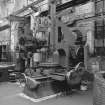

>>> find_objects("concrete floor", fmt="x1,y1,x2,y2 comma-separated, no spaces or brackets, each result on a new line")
0,82,93,105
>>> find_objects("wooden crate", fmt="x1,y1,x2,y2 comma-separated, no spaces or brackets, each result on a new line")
95,0,104,15
95,19,104,39
95,39,104,47
95,47,105,56
93,72,105,105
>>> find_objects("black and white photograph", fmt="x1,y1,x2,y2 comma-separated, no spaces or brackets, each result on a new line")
0,0,104,105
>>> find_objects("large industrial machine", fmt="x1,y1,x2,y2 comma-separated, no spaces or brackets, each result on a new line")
14,0,103,99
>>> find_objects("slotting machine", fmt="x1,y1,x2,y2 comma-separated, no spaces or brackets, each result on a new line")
16,0,96,99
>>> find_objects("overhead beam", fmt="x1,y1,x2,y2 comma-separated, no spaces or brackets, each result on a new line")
12,0,44,16
0,24,10,31
7,15,24,21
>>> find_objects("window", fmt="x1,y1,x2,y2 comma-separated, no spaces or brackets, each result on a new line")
58,27,64,42
7,0,15,3
0,42,10,62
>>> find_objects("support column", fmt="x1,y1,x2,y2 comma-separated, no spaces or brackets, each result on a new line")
49,0,56,51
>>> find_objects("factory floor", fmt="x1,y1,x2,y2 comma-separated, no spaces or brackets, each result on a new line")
0,82,93,105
